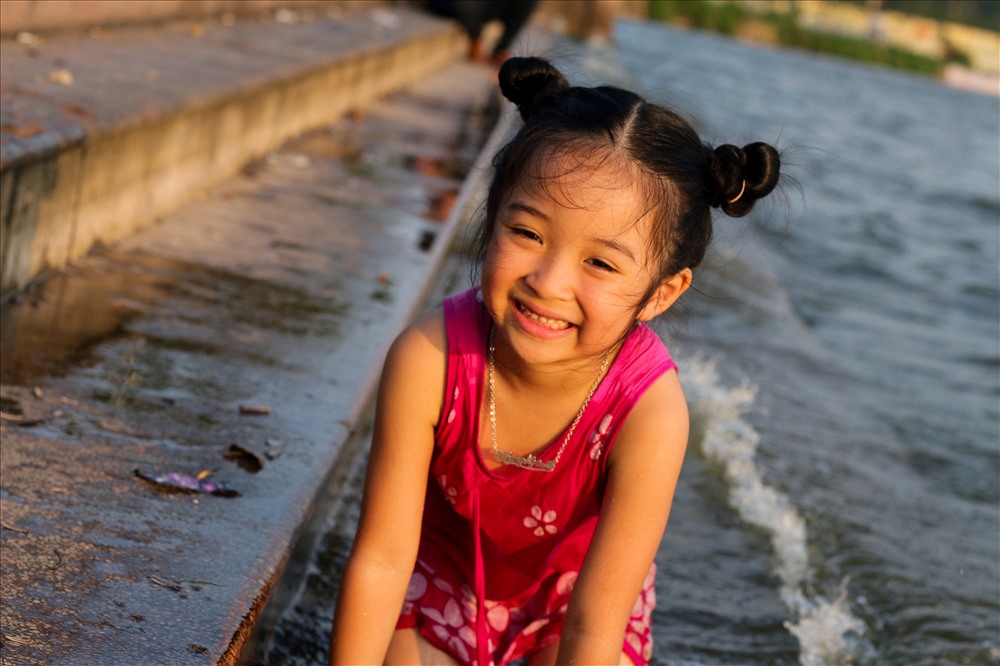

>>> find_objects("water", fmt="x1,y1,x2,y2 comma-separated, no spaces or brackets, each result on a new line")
258,20,1000,666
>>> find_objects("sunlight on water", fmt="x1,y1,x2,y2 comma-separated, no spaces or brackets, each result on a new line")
682,355,869,666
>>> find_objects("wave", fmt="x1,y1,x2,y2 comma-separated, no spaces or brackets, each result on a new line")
682,355,870,666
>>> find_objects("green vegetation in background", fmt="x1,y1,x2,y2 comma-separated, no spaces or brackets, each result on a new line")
838,0,1000,32
647,0,959,75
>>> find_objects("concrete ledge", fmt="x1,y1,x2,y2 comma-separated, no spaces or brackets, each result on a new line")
0,7,466,296
0,56,504,665
0,1,367,37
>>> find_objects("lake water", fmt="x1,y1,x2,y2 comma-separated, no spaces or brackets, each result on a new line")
257,18,1000,666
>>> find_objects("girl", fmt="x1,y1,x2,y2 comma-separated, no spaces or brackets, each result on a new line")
330,57,781,665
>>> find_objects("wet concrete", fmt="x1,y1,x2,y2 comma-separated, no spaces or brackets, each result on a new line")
0,5,466,295
0,59,502,664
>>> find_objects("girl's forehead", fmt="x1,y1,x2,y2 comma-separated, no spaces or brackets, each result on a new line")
518,148,648,214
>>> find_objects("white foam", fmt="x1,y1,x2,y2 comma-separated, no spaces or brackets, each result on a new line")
682,355,867,665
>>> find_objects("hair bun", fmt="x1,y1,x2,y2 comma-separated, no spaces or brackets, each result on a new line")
498,57,569,121
711,141,781,217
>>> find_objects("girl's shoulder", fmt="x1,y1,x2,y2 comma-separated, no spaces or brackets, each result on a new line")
387,287,485,389
389,304,446,372
382,305,448,426
606,368,688,471
605,327,687,465
602,324,677,408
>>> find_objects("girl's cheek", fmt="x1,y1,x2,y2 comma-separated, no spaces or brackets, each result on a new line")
482,244,516,280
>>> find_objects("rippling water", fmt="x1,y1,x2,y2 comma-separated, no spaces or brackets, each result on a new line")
257,18,999,666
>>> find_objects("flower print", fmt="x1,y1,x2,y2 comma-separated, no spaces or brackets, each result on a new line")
486,601,510,631
643,562,656,587
449,636,470,662
631,593,644,617
555,571,577,596
523,506,557,536
405,572,427,602
458,625,477,647
434,577,456,596
460,587,476,622
447,388,459,423
589,440,603,461
589,414,614,460
422,597,463,627
523,618,549,636
429,627,471,663
598,414,613,435
438,475,458,505
626,633,643,656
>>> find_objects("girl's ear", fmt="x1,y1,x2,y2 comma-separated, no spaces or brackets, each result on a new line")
638,268,692,321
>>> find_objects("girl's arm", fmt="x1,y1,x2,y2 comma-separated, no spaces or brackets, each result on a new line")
557,370,689,664
329,310,445,664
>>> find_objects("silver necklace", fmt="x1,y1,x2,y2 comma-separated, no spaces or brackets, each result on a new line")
487,327,611,472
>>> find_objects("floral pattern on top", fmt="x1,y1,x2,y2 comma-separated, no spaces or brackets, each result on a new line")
588,413,615,460
439,474,459,505
523,506,557,537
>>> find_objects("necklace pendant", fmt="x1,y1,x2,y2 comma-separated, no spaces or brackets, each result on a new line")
487,325,611,474
496,449,555,472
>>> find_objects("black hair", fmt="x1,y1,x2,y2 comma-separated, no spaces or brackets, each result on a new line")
474,56,781,312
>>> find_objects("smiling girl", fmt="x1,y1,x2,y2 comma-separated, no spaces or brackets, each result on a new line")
330,56,781,665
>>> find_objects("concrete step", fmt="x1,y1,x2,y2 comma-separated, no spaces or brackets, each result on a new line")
0,4,466,297
0,9,517,665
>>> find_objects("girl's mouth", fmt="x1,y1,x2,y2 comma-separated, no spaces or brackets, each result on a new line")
516,301,571,331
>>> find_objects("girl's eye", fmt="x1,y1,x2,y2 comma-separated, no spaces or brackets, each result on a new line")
586,258,616,273
510,227,541,242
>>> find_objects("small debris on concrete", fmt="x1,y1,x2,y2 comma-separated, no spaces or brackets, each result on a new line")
264,439,284,460
266,152,310,169
3,634,33,646
238,404,271,415
148,576,182,592
418,229,437,252
134,470,240,497
16,32,41,46
97,418,142,436
1,522,29,534
45,69,75,86
1,387,48,425
223,444,264,473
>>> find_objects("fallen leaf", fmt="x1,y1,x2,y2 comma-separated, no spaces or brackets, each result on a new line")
134,469,239,497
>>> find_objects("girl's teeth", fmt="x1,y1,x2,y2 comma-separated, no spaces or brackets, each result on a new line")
519,303,568,330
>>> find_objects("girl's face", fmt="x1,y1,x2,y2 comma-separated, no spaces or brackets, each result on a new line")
481,150,690,371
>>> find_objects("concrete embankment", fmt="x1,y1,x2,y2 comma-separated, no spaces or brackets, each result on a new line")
0,2,466,296
0,5,512,664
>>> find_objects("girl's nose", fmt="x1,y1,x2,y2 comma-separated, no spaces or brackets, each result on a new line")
524,252,573,300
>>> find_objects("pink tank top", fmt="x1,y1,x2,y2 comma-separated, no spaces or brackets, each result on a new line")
409,288,676,664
